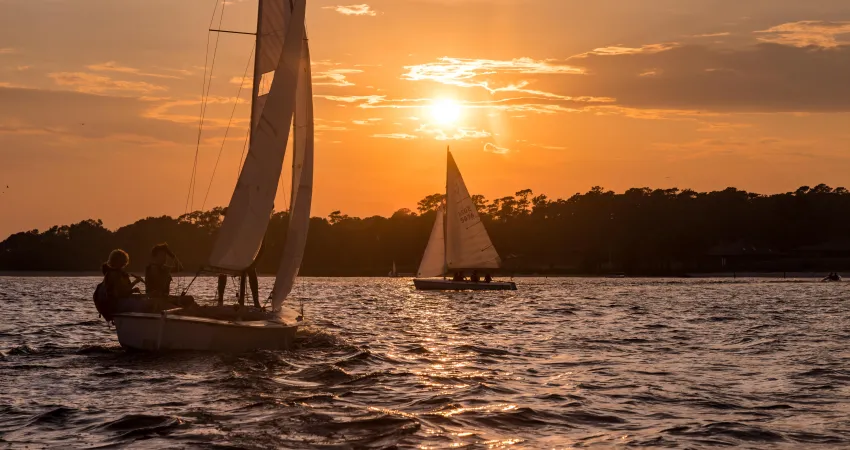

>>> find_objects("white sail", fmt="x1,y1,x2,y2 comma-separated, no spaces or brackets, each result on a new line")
417,207,446,277
253,0,292,127
208,0,306,271
445,151,501,270
271,37,313,310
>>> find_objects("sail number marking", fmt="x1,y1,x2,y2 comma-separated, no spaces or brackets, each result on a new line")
457,206,477,224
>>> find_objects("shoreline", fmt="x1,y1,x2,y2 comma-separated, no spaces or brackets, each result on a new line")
0,271,836,278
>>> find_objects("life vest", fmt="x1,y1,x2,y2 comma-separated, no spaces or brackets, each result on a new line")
93,281,113,322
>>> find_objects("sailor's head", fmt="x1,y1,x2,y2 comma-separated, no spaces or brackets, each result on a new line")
151,243,170,264
107,249,130,269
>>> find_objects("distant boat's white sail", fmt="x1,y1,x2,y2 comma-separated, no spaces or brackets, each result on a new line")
272,37,313,310
445,151,501,270
208,0,306,271
253,0,292,126
417,207,446,277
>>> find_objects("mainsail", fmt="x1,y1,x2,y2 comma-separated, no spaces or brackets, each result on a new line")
272,36,314,310
253,0,292,127
445,151,501,270
417,206,446,277
208,0,306,271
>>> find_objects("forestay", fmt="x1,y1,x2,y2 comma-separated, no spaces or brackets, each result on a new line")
445,151,501,270
272,37,314,310
208,0,306,271
417,207,446,277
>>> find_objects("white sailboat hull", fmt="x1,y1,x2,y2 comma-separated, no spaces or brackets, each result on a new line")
113,312,297,352
413,278,517,291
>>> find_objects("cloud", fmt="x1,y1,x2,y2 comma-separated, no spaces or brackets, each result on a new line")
0,86,196,148
352,118,382,125
373,133,416,140
48,72,168,95
564,42,850,112
572,43,679,57
317,94,384,104
323,4,377,16
483,143,510,154
403,57,583,96
692,32,731,38
315,123,348,131
87,62,182,79
0,48,17,55
314,68,364,87
143,96,247,128
417,123,491,141
756,21,850,48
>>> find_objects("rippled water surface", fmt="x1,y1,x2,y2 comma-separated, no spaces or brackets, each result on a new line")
1,277,849,448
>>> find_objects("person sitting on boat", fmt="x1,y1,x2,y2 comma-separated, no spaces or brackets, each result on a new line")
484,273,492,283
93,249,145,320
452,272,464,282
103,249,143,299
145,243,183,298
470,270,480,283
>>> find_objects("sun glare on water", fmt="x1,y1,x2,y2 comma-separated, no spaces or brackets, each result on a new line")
430,99,462,125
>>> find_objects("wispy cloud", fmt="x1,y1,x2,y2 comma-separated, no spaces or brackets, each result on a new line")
352,118,382,125
373,133,416,140
317,94,385,104
323,4,377,16
144,97,247,128
314,68,364,87
87,62,183,79
403,57,583,96
315,123,348,131
756,21,850,47
483,143,510,154
0,48,17,55
417,123,491,141
692,32,731,38
49,72,168,95
572,43,678,58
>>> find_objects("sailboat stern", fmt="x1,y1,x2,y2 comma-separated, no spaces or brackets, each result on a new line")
113,312,298,352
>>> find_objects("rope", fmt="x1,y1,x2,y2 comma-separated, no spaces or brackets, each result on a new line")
184,0,227,214
236,128,250,177
181,270,202,296
201,43,255,211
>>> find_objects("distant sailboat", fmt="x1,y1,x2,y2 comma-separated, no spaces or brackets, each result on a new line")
413,148,517,291
112,0,314,351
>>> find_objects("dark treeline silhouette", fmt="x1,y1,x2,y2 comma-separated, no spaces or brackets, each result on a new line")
3,184,850,275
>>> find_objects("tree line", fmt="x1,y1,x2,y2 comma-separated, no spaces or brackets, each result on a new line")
2,184,850,275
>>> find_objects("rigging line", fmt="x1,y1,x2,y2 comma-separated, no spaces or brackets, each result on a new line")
186,0,228,213
184,0,222,215
236,128,250,177
200,42,255,212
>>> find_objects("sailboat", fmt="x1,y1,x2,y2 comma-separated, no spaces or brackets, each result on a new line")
413,149,517,291
111,0,314,351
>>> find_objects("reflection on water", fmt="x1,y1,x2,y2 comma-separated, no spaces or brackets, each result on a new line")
1,277,849,448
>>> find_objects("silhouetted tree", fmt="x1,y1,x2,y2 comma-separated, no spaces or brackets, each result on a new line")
4,185,850,275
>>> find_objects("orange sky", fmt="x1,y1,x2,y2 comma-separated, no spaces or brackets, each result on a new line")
2,0,850,238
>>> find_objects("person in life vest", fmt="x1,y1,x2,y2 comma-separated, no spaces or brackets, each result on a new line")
103,249,143,300
145,243,183,298
93,249,143,321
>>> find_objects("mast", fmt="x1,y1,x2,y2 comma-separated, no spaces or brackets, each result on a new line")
249,0,264,148
443,146,449,279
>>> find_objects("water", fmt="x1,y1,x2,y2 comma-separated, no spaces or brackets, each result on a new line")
1,277,849,448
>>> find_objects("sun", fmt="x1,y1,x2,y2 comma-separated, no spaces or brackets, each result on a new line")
430,99,462,125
